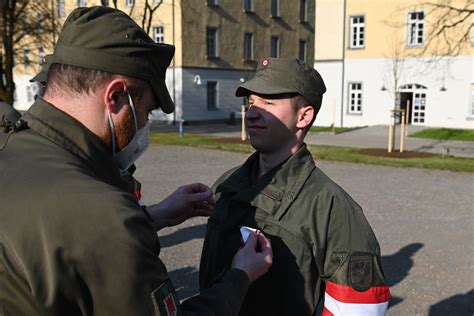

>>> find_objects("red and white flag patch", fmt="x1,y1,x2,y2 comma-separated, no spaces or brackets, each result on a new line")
323,281,390,316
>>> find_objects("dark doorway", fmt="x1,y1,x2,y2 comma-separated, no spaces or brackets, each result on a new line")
399,92,413,125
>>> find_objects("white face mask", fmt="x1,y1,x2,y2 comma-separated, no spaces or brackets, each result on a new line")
108,92,150,172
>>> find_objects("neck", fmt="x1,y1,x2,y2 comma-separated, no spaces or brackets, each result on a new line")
257,141,303,178
43,92,109,143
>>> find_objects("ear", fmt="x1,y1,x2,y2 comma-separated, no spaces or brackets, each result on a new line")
103,78,128,114
296,105,314,130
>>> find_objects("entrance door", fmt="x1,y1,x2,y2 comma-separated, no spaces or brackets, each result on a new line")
399,92,413,124
412,92,426,125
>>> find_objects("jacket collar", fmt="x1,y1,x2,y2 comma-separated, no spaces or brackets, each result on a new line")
216,144,315,220
22,97,129,190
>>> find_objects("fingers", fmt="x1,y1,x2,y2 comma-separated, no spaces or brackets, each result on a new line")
257,231,273,264
243,231,258,250
187,190,214,206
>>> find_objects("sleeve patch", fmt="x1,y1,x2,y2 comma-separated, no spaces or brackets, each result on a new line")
349,254,373,292
151,279,182,316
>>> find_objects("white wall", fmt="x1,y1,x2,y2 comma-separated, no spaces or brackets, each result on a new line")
314,61,343,127
316,56,474,129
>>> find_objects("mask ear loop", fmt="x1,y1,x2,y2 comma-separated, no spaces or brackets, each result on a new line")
108,112,116,155
127,91,139,134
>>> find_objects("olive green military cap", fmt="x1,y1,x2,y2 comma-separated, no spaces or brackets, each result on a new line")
236,58,326,112
52,6,175,113
30,54,53,84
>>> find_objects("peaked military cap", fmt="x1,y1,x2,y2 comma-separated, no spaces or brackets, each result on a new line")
236,58,326,112
52,6,175,113
30,54,53,84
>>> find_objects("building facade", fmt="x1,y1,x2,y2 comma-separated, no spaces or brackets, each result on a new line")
314,0,473,129
10,0,315,124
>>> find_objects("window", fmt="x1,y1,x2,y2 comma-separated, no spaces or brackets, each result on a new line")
38,47,44,64
207,0,218,5
271,36,280,58
271,0,280,18
36,13,44,33
244,32,254,61
125,0,135,6
349,15,365,48
299,0,308,22
348,83,362,114
77,0,87,7
58,0,66,17
21,14,28,34
153,0,163,4
207,81,218,110
23,49,30,69
299,40,307,61
407,11,424,46
206,27,218,58
153,26,164,43
244,0,253,13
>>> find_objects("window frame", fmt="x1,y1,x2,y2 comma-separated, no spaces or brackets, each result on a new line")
407,11,425,47
206,27,219,58
125,0,135,7
244,0,253,13
23,48,30,69
299,40,307,62
207,81,219,111
58,0,66,17
349,15,365,49
244,32,254,61
348,82,363,115
299,0,308,23
271,0,280,18
270,36,280,58
153,26,164,43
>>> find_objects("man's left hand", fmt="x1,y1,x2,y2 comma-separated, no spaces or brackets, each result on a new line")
147,183,215,231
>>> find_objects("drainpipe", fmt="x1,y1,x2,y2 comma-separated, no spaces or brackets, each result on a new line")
340,0,346,127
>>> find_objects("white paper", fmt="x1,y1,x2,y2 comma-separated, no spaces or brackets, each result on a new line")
240,226,257,243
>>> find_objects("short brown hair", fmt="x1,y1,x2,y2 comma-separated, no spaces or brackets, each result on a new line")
45,64,114,96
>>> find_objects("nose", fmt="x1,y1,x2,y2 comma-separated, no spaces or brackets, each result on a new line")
245,103,261,121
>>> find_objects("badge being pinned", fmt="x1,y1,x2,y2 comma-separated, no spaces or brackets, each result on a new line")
262,58,269,67
151,279,182,316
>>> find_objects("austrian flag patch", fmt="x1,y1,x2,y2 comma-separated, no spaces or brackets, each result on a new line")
151,279,182,316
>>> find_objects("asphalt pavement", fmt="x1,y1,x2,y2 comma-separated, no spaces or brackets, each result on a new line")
135,144,474,316
151,122,474,158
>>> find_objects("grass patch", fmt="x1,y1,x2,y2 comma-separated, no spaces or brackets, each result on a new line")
410,128,474,141
309,126,358,134
150,132,474,173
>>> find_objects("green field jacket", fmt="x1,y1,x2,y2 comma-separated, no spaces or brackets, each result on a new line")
200,145,389,315
0,98,248,316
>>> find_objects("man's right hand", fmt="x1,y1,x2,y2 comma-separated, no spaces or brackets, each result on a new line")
231,230,273,284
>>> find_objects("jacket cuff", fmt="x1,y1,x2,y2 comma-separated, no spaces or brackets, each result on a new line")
218,268,250,307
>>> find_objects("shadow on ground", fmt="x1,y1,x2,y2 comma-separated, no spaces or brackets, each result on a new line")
428,289,474,316
382,243,424,309
160,224,207,248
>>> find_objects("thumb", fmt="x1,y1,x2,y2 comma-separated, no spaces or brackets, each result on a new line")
243,231,258,250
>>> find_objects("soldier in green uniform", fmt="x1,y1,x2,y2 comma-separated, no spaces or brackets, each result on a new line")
199,58,391,315
0,7,273,316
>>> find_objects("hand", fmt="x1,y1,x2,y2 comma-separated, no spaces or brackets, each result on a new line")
231,230,273,284
147,183,215,230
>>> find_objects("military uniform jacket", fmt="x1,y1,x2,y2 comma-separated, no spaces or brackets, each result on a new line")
200,145,390,316
0,98,249,316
